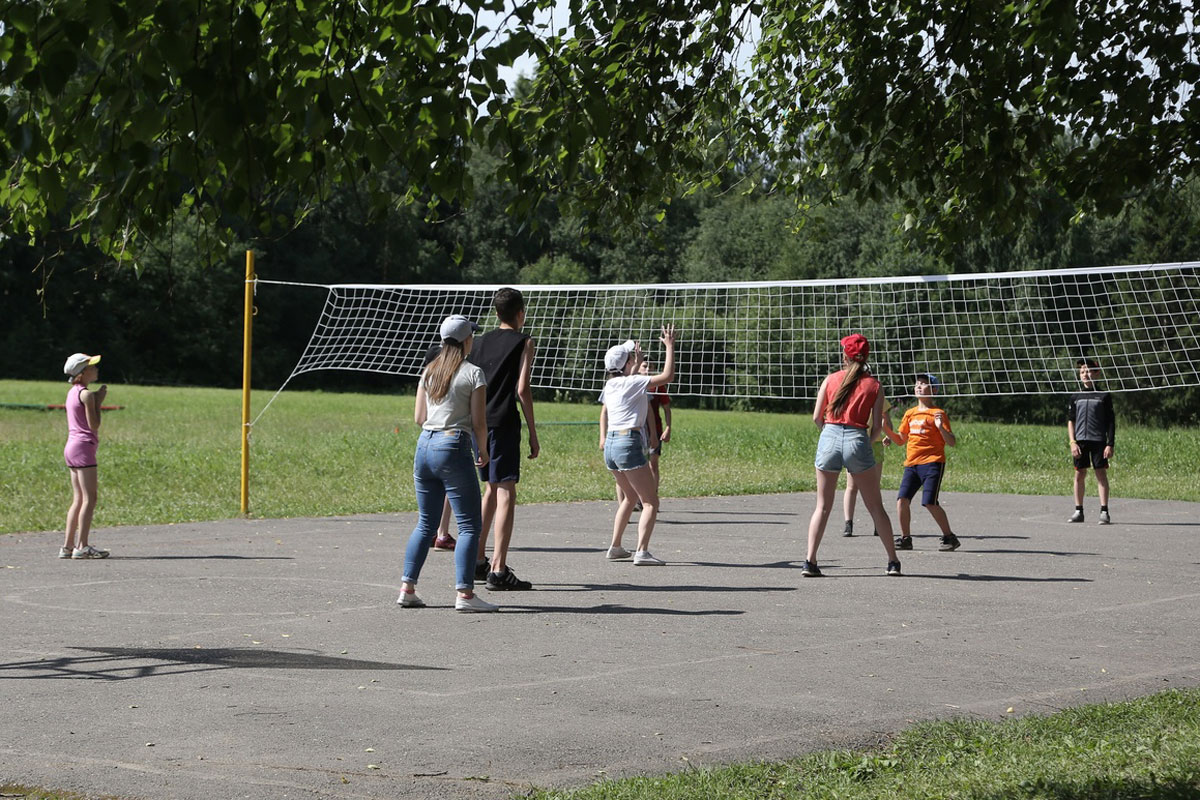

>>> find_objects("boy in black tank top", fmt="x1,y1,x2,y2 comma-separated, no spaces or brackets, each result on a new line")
469,289,540,589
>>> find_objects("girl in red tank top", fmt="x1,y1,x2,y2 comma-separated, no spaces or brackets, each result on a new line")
801,334,900,578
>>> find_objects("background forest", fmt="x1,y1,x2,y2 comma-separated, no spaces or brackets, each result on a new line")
3,150,1199,426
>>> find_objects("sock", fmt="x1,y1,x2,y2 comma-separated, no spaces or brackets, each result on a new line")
1101,505,1109,512
1075,505,1083,511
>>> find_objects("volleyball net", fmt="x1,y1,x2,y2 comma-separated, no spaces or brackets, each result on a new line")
253,261,1200,421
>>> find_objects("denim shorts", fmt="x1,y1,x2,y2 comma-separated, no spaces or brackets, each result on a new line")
814,424,876,474
604,429,647,471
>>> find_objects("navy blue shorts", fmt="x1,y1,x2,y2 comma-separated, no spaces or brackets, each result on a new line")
478,425,522,484
898,462,945,506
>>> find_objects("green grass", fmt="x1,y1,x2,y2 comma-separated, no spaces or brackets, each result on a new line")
525,689,1200,799
5,693,1198,800
2,379,1196,535
0,787,102,800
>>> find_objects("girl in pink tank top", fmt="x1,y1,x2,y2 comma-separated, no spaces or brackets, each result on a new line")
60,352,110,559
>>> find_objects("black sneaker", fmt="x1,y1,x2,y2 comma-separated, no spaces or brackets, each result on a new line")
486,566,532,591
474,557,491,580
894,536,913,550
842,520,854,537
886,561,902,576
800,560,823,577
939,534,961,552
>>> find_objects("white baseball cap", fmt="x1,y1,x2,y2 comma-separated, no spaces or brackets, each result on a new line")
604,340,637,372
64,353,101,377
439,314,480,343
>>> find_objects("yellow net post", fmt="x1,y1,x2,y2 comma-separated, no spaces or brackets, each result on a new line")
240,250,255,514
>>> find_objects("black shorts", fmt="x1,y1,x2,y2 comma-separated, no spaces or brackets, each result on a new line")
478,425,522,484
1073,440,1109,470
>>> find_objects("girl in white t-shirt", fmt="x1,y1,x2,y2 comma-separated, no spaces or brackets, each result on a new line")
398,314,498,612
598,325,676,565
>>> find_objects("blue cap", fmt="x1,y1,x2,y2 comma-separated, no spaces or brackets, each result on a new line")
916,372,939,389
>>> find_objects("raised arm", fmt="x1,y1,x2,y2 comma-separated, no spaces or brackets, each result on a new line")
647,324,676,388
934,411,956,447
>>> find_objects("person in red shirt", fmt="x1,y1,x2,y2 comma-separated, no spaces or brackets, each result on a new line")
803,334,901,578
884,373,960,552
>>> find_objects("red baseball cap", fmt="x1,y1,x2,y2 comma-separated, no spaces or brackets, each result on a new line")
841,333,869,362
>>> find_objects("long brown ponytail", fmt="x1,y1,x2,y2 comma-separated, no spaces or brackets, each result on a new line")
424,340,466,403
827,360,867,419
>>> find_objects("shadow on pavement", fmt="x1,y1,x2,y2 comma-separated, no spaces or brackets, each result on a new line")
494,604,744,616
0,647,440,681
534,582,793,594
115,555,296,561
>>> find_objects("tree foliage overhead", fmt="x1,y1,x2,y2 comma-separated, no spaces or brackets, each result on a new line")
0,0,550,257
1,0,1198,265
751,0,1200,241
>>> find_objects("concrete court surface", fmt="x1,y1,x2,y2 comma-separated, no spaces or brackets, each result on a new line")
2,491,1198,800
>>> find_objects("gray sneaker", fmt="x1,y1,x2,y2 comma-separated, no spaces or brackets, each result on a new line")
58,547,73,559
606,546,633,561
72,545,109,559
1098,510,1111,525
1068,509,1084,523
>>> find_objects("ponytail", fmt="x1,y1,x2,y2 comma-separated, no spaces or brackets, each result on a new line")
424,339,466,402
827,361,867,419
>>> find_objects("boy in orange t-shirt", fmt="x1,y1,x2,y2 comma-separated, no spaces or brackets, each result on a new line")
884,373,960,552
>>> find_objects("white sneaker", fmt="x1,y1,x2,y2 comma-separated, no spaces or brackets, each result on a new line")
396,591,425,608
1098,510,1111,525
58,547,73,559
606,546,632,561
455,594,499,613
633,551,665,566
1067,509,1084,523
72,545,109,559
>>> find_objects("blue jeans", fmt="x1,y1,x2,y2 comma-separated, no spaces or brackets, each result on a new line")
404,430,482,591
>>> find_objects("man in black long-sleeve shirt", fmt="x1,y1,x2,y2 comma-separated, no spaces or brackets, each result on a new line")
1067,359,1115,524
